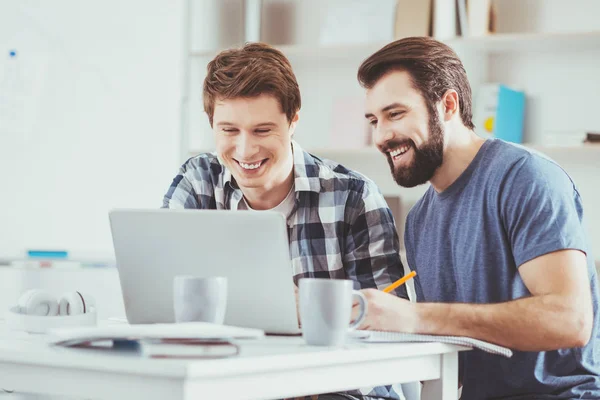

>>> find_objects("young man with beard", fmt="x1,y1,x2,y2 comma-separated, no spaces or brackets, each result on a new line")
162,42,409,400
353,36,600,399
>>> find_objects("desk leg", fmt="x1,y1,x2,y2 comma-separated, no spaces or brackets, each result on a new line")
421,352,459,400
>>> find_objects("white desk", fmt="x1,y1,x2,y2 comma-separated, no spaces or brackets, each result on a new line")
0,326,467,400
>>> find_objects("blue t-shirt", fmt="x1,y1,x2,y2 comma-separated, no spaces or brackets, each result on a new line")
405,139,600,399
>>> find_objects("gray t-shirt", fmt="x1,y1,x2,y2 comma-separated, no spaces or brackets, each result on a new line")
405,139,600,399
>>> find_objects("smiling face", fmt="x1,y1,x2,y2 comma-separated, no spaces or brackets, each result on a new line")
365,70,445,188
213,94,298,195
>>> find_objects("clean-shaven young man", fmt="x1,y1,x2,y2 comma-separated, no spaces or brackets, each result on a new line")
354,36,600,399
163,42,408,400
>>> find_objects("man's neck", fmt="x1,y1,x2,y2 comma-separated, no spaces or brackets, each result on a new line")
242,168,295,210
430,126,486,193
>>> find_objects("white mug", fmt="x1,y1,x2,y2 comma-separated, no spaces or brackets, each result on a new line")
299,278,367,346
173,276,227,324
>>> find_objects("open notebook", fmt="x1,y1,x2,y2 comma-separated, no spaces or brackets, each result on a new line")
357,331,513,358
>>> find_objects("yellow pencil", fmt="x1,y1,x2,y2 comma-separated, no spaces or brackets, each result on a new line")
383,271,417,293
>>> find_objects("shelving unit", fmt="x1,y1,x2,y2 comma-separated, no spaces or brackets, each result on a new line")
184,0,600,256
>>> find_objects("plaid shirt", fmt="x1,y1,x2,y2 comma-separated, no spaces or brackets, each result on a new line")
162,141,408,400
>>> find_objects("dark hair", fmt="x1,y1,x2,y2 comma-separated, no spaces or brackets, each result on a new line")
357,36,475,129
203,42,301,126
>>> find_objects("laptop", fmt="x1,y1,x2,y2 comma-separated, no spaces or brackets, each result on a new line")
108,209,300,334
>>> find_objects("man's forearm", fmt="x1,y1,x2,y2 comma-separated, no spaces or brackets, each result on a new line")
414,294,591,351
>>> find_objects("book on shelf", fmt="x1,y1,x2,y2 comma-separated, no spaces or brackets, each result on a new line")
585,132,600,143
473,83,525,144
432,0,457,40
457,0,469,36
394,0,432,38
467,0,492,37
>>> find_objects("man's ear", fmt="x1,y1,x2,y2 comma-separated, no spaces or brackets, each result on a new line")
440,89,459,122
289,112,300,137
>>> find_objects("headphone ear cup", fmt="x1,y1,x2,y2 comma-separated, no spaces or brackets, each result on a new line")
85,293,96,310
59,292,94,315
17,289,38,314
17,289,58,316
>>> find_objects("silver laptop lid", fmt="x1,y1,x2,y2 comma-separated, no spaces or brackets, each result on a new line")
109,209,299,334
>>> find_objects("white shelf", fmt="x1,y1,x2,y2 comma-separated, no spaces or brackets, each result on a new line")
190,42,387,62
190,31,600,60
447,30,600,53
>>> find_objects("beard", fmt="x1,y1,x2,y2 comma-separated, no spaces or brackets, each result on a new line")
385,111,445,188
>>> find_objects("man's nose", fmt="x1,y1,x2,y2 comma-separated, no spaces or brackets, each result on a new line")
373,122,395,149
236,132,259,159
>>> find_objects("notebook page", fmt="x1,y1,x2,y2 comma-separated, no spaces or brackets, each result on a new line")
359,331,513,358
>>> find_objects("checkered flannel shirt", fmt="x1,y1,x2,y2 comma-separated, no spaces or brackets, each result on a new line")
162,140,408,400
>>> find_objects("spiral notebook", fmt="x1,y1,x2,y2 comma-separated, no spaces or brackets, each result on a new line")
357,331,513,358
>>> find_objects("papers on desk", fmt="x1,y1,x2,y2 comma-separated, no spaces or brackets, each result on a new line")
356,331,513,358
46,322,264,347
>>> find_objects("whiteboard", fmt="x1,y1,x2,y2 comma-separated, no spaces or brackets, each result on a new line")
0,1,185,261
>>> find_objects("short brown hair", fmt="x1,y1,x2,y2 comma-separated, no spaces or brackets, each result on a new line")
357,37,475,129
203,42,301,126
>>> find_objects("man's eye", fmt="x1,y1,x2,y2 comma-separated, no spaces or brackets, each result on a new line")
369,120,378,126
389,111,404,119
255,129,271,134
222,128,238,133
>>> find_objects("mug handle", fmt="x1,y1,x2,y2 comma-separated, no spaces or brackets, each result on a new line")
349,290,368,330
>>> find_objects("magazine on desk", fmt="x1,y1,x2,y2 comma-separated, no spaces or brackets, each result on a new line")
46,322,264,347
44,322,262,359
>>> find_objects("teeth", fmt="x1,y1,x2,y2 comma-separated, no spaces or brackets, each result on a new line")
239,161,262,170
390,145,410,157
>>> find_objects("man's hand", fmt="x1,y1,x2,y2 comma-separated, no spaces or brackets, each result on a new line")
353,289,419,332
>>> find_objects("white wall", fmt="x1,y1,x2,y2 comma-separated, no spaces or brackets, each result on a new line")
0,1,185,261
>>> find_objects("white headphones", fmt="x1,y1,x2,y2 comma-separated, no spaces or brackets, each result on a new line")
17,289,95,316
